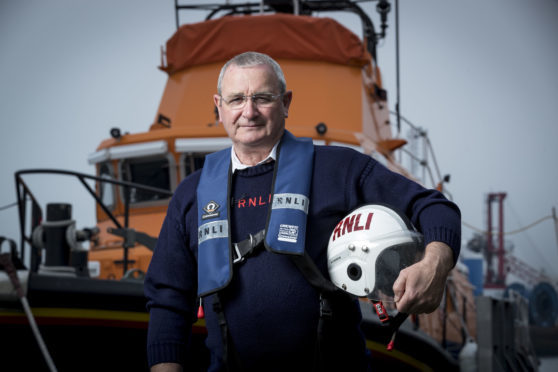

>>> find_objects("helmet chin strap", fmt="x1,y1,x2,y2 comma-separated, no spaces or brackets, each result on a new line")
370,299,409,350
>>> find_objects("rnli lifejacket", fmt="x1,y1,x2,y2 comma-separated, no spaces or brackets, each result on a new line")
196,130,314,297
196,131,351,371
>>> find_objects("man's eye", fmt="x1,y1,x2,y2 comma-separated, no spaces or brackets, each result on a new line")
228,97,244,104
253,95,272,104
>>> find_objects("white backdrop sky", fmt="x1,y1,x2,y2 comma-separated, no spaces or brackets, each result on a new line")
1,0,557,286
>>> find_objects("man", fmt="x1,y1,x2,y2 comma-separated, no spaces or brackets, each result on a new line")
145,52,460,371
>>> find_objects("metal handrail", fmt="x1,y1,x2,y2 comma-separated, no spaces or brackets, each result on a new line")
14,168,173,272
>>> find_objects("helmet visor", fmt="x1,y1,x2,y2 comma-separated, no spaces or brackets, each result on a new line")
368,230,424,303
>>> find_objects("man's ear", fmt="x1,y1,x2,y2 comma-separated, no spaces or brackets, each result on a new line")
282,90,293,118
213,94,223,121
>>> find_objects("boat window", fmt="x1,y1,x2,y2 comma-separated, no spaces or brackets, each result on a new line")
182,152,208,178
120,156,171,203
98,162,115,209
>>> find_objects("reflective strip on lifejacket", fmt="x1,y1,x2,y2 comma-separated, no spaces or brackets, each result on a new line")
198,220,229,244
271,193,309,214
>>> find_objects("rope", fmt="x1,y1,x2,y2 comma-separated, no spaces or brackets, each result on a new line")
0,254,58,372
20,297,59,372
463,215,554,235
0,201,18,211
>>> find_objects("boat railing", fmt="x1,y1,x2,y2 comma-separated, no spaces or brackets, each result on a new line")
14,168,173,273
390,111,453,198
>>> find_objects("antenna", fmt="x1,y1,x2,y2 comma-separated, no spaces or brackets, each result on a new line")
553,207,558,252
175,0,179,29
395,0,401,135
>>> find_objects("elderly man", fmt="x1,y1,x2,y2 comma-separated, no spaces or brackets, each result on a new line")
145,52,460,372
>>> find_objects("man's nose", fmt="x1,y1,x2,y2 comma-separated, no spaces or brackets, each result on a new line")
242,97,259,118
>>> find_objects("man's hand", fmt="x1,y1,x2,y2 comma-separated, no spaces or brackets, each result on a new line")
392,241,454,314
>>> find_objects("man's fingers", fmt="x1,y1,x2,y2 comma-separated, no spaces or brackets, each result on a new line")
394,263,447,314
391,242,454,314
392,269,407,303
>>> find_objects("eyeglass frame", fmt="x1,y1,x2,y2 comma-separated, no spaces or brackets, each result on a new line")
219,92,284,109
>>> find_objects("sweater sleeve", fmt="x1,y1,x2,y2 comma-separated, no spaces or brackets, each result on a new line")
144,178,200,367
357,157,462,264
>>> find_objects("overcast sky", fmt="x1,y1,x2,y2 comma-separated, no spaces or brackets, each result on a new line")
1,0,557,287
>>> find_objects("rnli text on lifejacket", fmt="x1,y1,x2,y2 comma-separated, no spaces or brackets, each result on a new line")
198,220,229,244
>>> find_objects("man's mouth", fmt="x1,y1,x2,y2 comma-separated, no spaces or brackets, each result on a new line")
238,122,264,128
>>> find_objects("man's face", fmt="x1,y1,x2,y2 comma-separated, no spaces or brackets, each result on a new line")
214,64,292,152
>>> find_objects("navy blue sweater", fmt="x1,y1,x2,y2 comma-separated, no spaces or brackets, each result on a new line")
144,145,461,371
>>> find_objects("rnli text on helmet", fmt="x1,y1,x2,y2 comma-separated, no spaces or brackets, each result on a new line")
331,212,374,242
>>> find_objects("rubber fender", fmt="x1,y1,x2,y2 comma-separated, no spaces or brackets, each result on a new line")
504,282,530,300
529,282,558,327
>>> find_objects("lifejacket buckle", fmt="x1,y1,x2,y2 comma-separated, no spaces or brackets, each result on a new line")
233,243,245,264
232,233,256,264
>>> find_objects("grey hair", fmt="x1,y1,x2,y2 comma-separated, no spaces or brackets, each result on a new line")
217,52,287,95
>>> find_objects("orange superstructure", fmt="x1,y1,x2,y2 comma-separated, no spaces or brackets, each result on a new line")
88,10,407,280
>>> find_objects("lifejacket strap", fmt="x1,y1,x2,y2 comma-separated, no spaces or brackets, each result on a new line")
212,293,243,371
288,253,340,372
314,293,334,372
289,252,339,294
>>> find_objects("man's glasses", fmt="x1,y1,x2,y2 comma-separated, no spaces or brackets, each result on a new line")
220,93,282,109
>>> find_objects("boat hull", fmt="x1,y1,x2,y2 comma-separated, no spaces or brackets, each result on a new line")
0,273,457,371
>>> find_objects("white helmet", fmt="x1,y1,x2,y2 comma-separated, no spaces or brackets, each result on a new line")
327,204,424,302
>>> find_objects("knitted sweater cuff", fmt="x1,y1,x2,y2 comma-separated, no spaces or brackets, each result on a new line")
147,341,185,368
423,226,461,266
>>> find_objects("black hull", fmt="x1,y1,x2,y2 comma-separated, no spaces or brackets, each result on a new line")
0,320,149,371
1,273,457,372
0,273,151,371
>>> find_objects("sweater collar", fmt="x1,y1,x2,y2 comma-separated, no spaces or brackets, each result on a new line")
230,141,278,173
